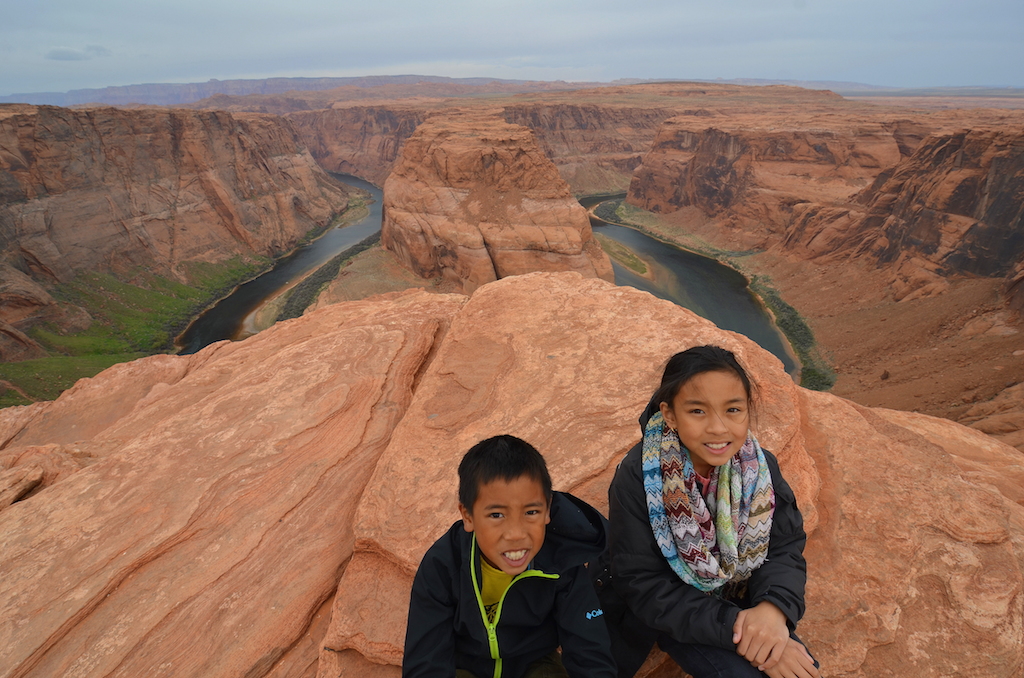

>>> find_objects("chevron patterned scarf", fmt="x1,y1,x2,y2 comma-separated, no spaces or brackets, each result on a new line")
641,411,775,593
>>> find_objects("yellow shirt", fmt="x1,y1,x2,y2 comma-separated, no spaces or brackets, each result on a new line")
480,558,515,622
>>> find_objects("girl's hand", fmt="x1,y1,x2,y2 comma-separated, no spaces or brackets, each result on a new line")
732,601,789,670
762,639,820,678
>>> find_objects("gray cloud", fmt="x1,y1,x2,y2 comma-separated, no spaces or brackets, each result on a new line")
4,0,1023,95
44,45,111,61
45,47,92,61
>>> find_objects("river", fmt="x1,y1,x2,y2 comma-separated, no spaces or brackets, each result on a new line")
581,195,796,374
176,181,795,375
175,174,382,354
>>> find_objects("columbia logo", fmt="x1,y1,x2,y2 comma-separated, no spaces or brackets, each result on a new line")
585,608,604,620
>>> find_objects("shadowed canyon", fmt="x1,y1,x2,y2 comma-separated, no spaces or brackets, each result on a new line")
1,79,1023,677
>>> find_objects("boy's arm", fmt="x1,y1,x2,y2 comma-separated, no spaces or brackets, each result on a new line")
402,548,458,678
554,563,618,678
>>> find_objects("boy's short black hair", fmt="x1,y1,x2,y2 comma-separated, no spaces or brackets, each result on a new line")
458,435,553,511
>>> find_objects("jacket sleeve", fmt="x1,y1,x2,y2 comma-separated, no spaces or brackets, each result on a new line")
745,451,807,629
402,542,458,678
607,444,742,650
555,563,618,678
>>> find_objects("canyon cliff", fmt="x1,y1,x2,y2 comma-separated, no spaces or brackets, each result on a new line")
0,104,348,286
1,273,1021,678
381,114,613,292
288,105,430,185
627,118,915,247
0,104,350,357
287,100,673,195
783,128,1024,300
625,112,1024,301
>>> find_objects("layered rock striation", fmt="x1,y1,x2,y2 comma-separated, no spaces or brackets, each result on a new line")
287,101,675,194
626,114,1024,301
0,104,349,285
288,105,430,185
784,129,1024,299
627,119,906,242
501,103,673,193
380,114,613,292
1,272,1022,678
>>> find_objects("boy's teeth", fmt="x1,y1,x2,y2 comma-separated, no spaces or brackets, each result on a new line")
706,443,729,450
504,550,527,560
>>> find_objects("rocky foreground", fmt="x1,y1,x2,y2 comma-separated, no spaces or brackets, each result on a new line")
1,273,1021,678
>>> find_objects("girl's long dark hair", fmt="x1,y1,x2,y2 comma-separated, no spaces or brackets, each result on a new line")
651,345,756,414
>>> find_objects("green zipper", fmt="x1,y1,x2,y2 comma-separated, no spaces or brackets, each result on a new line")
469,535,559,678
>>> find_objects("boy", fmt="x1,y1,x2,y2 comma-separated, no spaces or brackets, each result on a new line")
403,435,616,678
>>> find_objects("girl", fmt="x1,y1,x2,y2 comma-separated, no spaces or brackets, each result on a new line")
605,345,820,678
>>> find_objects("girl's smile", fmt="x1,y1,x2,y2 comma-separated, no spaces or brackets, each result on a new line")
659,370,750,477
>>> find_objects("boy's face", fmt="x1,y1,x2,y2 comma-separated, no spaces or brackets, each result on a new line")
459,474,550,576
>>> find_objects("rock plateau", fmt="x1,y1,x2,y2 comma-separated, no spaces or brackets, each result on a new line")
1,273,1022,678
380,114,613,292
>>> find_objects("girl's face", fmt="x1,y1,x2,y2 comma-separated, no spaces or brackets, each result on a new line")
659,370,750,477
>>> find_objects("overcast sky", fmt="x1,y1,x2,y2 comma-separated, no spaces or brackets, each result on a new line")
2,0,1022,96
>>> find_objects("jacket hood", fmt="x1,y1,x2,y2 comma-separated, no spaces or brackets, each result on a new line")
535,491,607,571
638,395,660,433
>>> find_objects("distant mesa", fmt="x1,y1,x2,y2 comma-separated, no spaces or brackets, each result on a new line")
380,113,614,292
0,75,602,107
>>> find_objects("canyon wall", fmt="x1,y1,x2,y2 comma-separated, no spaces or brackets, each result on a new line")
501,103,673,193
1,272,1021,678
381,114,613,292
288,105,430,185
626,118,908,246
286,101,676,194
783,129,1024,299
0,104,349,286
626,115,1024,300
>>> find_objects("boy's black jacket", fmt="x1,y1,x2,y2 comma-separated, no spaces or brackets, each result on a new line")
402,492,617,678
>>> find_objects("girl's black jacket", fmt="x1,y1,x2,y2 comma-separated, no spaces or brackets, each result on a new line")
402,492,617,678
600,404,808,674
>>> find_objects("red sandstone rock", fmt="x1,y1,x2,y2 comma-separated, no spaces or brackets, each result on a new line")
0,264,55,324
0,290,467,677
501,103,672,193
380,114,614,292
1,271,1022,678
0,104,349,285
0,264,56,360
626,112,1024,304
287,100,672,196
627,119,904,244
958,381,1024,453
787,129,1024,300
288,105,429,185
